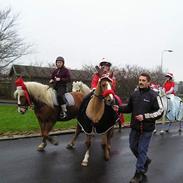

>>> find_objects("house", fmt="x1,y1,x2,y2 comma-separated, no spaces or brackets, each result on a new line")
5,64,93,99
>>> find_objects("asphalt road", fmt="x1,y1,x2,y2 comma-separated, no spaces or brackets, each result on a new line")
0,125,183,183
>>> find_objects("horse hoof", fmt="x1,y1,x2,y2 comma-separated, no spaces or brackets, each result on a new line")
178,129,182,132
160,130,165,135
37,143,47,151
66,143,75,149
81,161,88,167
104,156,110,161
53,141,59,146
153,129,157,134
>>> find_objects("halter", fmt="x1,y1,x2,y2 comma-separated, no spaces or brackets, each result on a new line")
15,77,32,107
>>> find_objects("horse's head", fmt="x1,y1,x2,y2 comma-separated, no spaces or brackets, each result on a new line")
72,81,91,96
72,81,82,92
157,87,166,97
96,75,115,105
14,86,30,114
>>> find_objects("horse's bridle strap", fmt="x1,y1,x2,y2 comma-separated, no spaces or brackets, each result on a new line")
93,92,104,100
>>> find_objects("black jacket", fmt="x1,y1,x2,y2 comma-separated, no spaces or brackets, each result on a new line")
118,87,164,132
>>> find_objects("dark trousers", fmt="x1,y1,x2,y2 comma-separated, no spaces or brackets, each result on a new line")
129,129,152,172
56,86,67,105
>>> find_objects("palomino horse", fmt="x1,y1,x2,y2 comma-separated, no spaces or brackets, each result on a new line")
72,81,125,128
14,78,84,151
75,76,117,166
155,87,183,134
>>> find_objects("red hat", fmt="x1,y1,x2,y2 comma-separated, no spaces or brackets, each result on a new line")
15,77,31,105
165,73,173,78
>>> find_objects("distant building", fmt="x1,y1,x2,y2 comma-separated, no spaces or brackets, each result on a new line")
1,64,92,99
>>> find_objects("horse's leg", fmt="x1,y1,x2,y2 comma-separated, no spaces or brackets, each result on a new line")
37,121,47,151
37,120,57,151
166,121,173,133
45,121,58,145
81,135,91,167
178,121,182,132
106,128,114,153
101,129,113,161
66,124,82,149
160,113,166,135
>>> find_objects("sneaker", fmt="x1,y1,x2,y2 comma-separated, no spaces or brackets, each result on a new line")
144,158,152,173
129,171,144,183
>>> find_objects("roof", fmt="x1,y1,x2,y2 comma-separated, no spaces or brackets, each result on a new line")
9,64,92,81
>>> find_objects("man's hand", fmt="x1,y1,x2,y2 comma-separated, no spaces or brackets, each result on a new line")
112,105,119,112
135,114,144,121
49,79,54,83
55,77,60,81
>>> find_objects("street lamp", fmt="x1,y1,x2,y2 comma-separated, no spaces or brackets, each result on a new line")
161,50,173,72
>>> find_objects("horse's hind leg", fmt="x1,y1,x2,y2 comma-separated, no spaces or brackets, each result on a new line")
66,124,82,149
178,121,182,132
81,135,91,167
47,136,58,145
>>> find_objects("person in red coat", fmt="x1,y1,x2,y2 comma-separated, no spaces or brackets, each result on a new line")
163,73,175,95
91,58,125,126
91,58,116,90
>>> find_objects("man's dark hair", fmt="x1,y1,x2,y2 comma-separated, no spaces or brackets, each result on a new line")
140,73,151,82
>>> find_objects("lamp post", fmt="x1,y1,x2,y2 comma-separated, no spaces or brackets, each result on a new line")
160,50,173,72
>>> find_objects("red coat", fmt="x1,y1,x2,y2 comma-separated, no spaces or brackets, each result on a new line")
91,72,116,92
163,81,175,95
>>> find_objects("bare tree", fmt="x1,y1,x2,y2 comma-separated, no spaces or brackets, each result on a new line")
0,8,31,72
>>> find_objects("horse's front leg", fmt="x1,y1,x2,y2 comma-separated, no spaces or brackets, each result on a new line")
37,137,47,151
101,129,113,161
37,120,56,151
66,124,82,149
160,113,166,135
81,135,91,167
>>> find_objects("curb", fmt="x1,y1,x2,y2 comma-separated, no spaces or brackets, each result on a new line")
0,121,168,141
0,124,131,141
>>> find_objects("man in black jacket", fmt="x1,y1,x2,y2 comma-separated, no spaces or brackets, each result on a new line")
113,73,163,183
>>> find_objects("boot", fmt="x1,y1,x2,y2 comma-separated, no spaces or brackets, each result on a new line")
60,104,67,119
144,158,152,173
129,171,144,183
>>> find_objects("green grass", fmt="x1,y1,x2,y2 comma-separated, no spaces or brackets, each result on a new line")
0,105,130,135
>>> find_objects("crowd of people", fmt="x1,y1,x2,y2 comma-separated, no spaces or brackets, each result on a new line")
49,55,176,183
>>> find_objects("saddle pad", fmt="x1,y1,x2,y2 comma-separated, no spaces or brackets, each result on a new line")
166,95,183,121
77,93,118,135
52,91,75,106
64,93,75,106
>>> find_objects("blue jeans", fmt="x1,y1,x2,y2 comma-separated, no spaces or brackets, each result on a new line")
129,129,152,172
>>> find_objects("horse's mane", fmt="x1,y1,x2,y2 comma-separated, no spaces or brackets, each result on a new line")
15,82,55,108
72,81,91,96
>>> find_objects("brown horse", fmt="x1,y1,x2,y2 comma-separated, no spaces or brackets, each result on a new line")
72,76,117,166
14,80,84,151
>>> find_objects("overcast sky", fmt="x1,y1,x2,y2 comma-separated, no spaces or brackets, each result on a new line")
1,0,183,81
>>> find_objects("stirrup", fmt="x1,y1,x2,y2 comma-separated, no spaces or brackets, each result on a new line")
60,112,67,119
